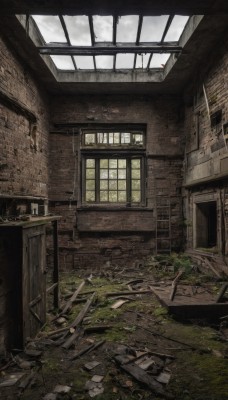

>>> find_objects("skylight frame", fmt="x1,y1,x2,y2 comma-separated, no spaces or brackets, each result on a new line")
31,14,189,72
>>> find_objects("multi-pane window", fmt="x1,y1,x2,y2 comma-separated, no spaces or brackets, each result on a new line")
82,129,145,205
84,131,144,147
85,158,142,203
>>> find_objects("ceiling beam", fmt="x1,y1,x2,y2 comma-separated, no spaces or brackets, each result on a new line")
1,0,227,15
88,16,97,71
39,44,182,55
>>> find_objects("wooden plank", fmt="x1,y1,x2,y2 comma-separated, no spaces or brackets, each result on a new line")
116,361,174,399
169,270,183,301
215,283,228,303
59,280,85,316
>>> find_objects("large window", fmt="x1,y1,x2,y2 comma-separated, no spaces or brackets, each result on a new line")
82,128,145,205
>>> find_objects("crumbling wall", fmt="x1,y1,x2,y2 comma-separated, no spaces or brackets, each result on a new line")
183,36,228,256
49,95,184,269
0,34,50,355
0,35,49,199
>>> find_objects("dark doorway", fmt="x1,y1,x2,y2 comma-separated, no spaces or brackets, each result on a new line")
196,201,217,248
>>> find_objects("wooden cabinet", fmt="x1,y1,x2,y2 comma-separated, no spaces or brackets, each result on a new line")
0,217,59,349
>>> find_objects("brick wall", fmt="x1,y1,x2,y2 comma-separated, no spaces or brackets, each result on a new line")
0,35,50,199
49,95,184,268
183,36,228,255
0,34,50,355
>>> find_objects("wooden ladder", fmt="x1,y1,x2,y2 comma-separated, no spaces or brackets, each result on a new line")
156,195,171,255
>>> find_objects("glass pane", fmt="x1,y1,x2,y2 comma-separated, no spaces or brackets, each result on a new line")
164,15,189,41
100,169,108,179
114,132,120,144
118,159,126,168
86,159,95,168
132,180,141,190
100,180,108,189
135,53,151,69
32,16,66,43
121,132,131,144
98,133,108,144
117,15,139,42
109,170,117,179
109,133,114,144
132,159,140,169
109,159,117,168
100,159,108,168
140,16,169,42
86,180,95,190
50,56,75,70
93,16,113,42
64,16,91,45
86,169,95,179
86,191,95,201
150,53,170,68
118,191,126,202
85,133,96,144
118,180,126,190
100,191,108,201
109,191,118,202
116,54,134,69
118,169,126,179
132,169,141,179
132,134,143,145
96,56,114,69
109,180,117,190
74,56,94,70
131,191,141,202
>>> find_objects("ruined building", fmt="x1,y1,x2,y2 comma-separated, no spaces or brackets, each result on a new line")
0,1,228,355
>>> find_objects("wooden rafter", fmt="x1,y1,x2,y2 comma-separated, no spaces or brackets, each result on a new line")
160,15,174,43
88,15,97,70
58,15,77,70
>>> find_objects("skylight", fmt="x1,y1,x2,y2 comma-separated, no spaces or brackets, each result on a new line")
31,14,190,72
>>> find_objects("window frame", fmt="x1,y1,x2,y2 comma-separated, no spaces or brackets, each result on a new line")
81,127,146,207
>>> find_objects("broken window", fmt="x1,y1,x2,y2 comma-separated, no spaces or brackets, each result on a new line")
82,129,145,205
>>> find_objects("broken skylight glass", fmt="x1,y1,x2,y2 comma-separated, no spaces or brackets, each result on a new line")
74,56,94,70
93,16,113,42
116,54,135,69
149,53,171,68
140,16,169,42
32,15,66,43
164,15,189,41
50,55,75,70
117,15,139,42
135,54,151,69
95,56,114,69
63,16,92,45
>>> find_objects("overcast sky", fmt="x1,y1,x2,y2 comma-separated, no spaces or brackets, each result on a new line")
32,15,189,70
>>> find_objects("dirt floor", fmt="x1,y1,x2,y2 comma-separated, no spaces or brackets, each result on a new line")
1,254,228,400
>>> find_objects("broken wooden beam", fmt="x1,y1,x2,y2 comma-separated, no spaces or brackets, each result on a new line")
115,358,174,399
106,290,151,297
70,340,105,361
216,283,228,303
169,270,183,301
59,280,85,316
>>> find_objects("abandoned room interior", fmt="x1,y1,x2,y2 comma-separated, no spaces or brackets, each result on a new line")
0,0,228,399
